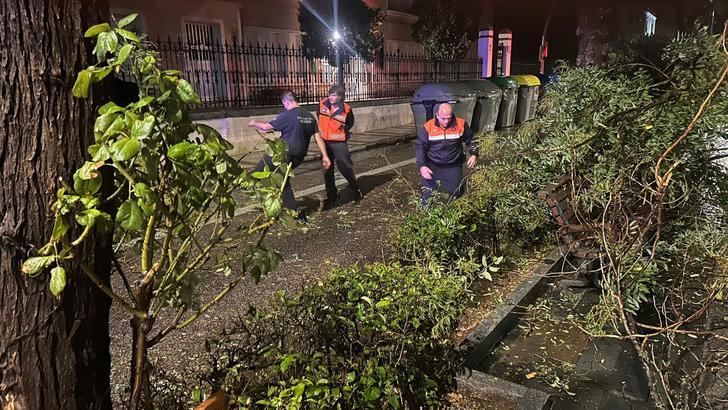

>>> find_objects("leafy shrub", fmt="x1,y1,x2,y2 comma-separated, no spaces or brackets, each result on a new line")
393,132,551,269
206,263,468,409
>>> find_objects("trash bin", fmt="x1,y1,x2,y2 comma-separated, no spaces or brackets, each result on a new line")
458,80,503,133
411,82,478,131
535,73,558,99
512,74,541,123
488,76,518,128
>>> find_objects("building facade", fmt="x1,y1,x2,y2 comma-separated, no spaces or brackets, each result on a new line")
109,0,421,51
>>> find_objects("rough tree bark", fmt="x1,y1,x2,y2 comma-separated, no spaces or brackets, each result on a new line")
0,1,111,409
575,2,614,66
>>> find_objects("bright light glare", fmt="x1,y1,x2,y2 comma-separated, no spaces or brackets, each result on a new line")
333,31,342,40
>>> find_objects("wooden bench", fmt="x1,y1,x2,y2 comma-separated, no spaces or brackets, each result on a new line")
537,175,602,260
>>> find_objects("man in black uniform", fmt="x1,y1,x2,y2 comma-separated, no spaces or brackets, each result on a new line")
248,90,322,217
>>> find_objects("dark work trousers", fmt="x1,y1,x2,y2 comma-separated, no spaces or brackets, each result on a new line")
254,154,304,211
322,140,359,200
420,163,465,206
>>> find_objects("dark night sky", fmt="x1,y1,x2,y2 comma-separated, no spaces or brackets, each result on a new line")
480,0,722,72
492,0,578,71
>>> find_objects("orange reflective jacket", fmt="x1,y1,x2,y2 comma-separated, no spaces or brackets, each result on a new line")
318,99,351,142
423,117,466,141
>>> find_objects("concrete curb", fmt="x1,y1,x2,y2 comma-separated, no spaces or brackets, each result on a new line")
460,247,567,369
456,369,551,410
456,247,570,409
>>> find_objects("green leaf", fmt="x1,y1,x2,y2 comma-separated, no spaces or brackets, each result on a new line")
78,161,104,180
280,355,296,373
131,116,154,139
134,96,154,109
175,79,201,104
98,102,124,115
91,66,114,82
89,144,111,162
251,171,271,179
375,299,391,309
84,23,111,38
116,13,138,28
73,168,102,195
196,123,221,140
116,28,140,43
21,256,56,276
94,113,119,136
361,296,373,305
117,199,144,231
94,31,118,61
364,387,381,402
116,44,134,66
168,141,195,160
263,196,282,218
72,69,93,98
111,137,141,161
134,183,157,214
292,383,305,397
76,209,101,227
134,182,153,200
51,217,68,242
49,266,67,296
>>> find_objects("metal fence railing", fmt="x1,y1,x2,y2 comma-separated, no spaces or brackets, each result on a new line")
142,37,482,110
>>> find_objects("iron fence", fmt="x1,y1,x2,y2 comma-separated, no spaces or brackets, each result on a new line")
141,37,482,109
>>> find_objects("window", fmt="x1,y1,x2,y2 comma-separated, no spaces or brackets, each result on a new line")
645,10,656,36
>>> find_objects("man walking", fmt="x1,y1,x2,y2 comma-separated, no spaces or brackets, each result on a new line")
316,85,361,208
248,90,322,218
416,103,478,207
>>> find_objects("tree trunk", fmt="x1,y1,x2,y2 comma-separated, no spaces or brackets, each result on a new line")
0,1,111,409
576,3,613,66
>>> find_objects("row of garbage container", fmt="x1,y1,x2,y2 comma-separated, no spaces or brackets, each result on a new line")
410,73,559,133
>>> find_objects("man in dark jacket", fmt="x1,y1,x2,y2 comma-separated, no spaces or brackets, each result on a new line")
316,85,361,208
416,103,478,206
248,90,321,218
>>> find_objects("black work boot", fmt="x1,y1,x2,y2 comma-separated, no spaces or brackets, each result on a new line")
296,210,308,224
351,186,363,202
319,195,337,211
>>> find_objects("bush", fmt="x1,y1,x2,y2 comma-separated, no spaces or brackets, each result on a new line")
206,263,467,408
393,132,551,269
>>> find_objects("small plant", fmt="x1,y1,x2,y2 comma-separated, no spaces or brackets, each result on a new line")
21,15,292,408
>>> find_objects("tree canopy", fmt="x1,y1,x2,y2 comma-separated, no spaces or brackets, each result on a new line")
411,0,481,62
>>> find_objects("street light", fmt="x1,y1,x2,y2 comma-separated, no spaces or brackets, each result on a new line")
333,0,343,88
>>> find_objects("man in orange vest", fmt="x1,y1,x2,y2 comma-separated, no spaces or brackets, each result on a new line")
315,85,361,208
416,103,478,207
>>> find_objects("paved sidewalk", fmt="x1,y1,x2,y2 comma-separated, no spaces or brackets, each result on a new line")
238,123,417,167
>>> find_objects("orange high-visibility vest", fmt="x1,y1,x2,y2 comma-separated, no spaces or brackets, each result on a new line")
423,117,466,141
318,99,351,142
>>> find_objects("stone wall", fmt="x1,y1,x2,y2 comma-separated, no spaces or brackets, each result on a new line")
196,102,414,156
